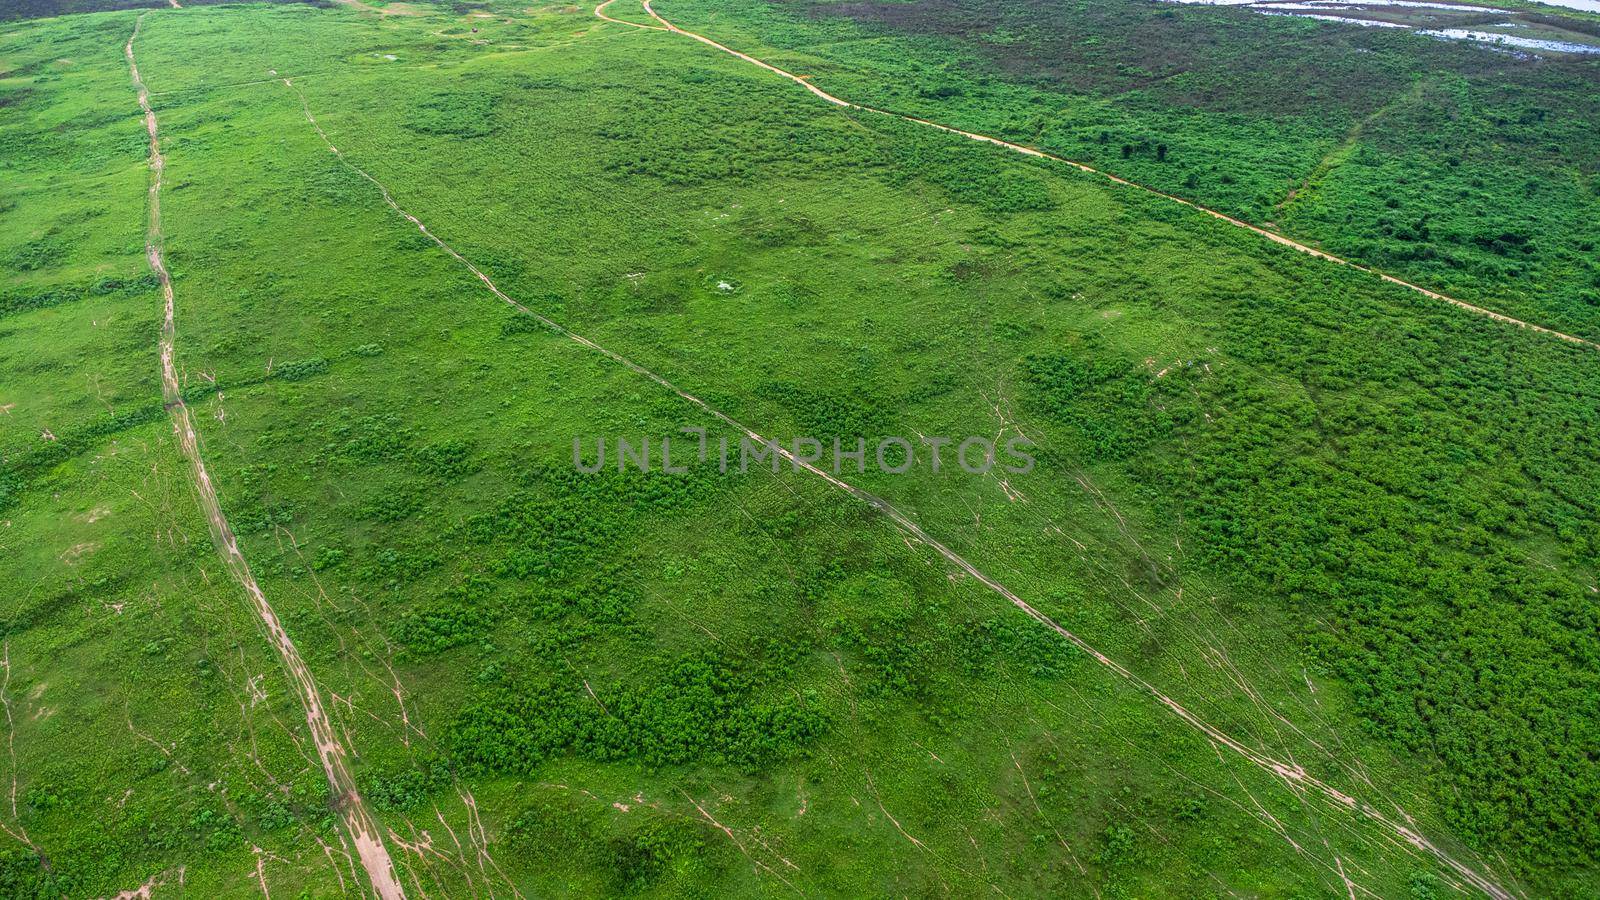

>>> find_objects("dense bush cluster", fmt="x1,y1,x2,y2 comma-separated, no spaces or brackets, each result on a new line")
364,759,452,813
595,73,884,187
0,850,73,899
1022,344,1173,461
0,273,157,319
448,653,825,772
759,379,886,442
456,461,719,584
392,573,498,654
403,88,502,138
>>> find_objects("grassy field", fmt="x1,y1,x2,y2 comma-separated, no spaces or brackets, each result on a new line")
2,0,1598,896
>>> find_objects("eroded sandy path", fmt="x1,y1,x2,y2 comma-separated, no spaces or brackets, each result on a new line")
126,16,405,900
288,67,1514,898
640,0,1597,354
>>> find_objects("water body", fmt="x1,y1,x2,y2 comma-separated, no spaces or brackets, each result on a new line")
1308,0,1509,11
1159,0,1600,53
1170,0,1598,10
1258,10,1410,24
1419,26,1600,49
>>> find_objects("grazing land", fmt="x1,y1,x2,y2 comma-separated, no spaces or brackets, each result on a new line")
0,0,1597,897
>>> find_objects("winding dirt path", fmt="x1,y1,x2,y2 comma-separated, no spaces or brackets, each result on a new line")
287,66,1514,897
640,0,1598,354
126,16,404,900
594,0,664,29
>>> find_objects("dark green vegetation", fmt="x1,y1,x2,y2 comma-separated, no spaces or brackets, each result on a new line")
0,0,327,25
1,0,1598,896
0,0,164,24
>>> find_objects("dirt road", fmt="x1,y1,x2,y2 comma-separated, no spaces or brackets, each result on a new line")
126,16,405,900
640,0,1597,354
594,0,663,29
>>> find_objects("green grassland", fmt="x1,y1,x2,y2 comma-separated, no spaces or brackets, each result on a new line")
2,0,1598,896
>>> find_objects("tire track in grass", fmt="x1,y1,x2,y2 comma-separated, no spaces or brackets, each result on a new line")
285,70,1515,898
639,0,1599,354
125,16,405,899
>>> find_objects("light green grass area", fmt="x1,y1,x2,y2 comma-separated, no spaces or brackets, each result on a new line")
1,0,1597,896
